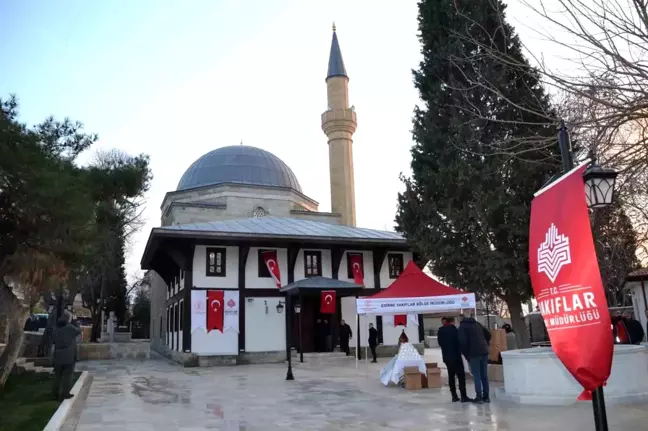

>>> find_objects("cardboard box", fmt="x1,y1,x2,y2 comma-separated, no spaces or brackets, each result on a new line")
489,329,507,362
427,367,442,388
404,366,422,390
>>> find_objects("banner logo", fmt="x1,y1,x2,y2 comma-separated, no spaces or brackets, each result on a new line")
227,299,236,308
538,223,572,283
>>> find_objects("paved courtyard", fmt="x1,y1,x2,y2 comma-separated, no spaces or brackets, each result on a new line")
74,354,648,431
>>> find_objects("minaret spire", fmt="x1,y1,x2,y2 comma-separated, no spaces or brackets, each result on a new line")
322,25,357,226
327,24,348,80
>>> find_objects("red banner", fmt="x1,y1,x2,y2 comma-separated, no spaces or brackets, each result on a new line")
394,315,407,327
349,253,364,285
529,163,613,400
262,250,281,288
320,290,336,314
206,290,224,333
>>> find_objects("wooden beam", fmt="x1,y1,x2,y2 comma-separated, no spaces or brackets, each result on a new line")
182,246,194,352
238,245,250,352
331,247,345,280
372,248,388,291
287,247,300,284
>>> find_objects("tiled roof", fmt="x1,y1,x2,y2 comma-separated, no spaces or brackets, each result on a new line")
280,276,363,294
156,217,405,243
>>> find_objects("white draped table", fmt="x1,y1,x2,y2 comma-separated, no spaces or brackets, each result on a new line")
380,343,426,386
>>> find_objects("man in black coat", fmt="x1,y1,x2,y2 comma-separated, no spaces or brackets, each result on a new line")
368,323,378,363
52,311,81,401
339,319,352,356
458,316,491,403
437,317,470,402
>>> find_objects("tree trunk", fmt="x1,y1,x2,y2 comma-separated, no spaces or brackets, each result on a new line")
0,285,29,388
0,312,7,344
505,296,531,349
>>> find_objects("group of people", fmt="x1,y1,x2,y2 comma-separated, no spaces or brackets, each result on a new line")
437,316,492,404
612,310,645,345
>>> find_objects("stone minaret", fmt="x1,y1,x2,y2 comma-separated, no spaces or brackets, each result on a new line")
322,24,357,226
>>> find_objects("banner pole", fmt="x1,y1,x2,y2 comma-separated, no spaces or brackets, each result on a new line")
592,386,609,431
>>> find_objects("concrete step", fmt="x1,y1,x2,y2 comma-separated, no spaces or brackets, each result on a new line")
25,357,53,367
289,352,356,364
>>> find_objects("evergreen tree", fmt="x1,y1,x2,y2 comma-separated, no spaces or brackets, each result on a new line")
396,0,560,346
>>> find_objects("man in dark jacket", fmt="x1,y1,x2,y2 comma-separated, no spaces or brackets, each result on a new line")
339,319,352,356
623,311,645,344
52,311,81,401
437,317,470,402
368,323,378,363
458,316,491,403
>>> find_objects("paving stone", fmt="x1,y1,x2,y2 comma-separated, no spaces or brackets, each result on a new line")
74,357,648,430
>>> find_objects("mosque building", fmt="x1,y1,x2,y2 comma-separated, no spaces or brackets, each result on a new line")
141,27,419,365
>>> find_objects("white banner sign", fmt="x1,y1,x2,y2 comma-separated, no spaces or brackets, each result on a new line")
356,293,476,315
191,290,207,333
224,290,239,333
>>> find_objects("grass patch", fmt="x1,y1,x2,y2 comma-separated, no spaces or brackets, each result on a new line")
0,371,81,431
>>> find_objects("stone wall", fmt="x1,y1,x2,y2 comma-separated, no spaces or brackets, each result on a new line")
77,341,150,361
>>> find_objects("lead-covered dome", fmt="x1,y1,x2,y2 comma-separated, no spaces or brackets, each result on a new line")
177,145,302,192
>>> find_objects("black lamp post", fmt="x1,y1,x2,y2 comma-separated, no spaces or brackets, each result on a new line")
294,300,303,363
284,297,294,381
557,120,617,431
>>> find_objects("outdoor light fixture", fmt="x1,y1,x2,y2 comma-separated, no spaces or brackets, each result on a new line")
294,302,301,314
276,301,285,314
583,164,618,209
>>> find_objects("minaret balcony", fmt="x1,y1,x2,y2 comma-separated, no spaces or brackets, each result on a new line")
321,108,357,135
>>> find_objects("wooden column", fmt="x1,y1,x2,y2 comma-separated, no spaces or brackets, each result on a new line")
238,245,250,352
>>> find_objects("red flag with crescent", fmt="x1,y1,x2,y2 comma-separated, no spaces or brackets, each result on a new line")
262,250,281,288
349,253,364,285
207,290,225,333
394,314,407,327
320,290,336,314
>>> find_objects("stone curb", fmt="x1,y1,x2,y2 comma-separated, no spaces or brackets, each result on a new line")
43,370,93,431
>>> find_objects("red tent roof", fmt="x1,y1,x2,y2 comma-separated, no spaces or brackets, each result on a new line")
367,261,464,299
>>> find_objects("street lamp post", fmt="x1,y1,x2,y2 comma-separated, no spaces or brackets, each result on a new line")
557,120,617,431
294,299,303,363
284,297,294,381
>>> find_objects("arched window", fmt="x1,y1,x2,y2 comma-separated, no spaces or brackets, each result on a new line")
252,206,267,218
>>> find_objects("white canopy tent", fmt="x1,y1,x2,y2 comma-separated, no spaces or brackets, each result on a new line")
354,261,477,369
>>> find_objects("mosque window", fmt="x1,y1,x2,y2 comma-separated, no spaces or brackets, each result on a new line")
205,247,226,277
252,206,267,218
387,253,404,279
304,250,322,277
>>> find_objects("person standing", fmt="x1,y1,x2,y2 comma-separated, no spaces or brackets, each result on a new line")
368,323,378,363
52,311,81,401
623,311,645,344
339,319,352,356
314,319,323,352
323,319,332,352
458,316,491,403
437,317,470,402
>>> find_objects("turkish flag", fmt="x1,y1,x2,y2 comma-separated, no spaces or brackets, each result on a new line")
349,253,364,285
206,290,225,333
394,315,407,327
529,163,613,400
262,250,281,288
320,290,336,314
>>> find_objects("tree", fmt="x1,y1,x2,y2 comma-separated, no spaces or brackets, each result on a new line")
591,200,641,307
396,0,561,347
451,0,648,258
80,150,151,342
0,96,96,387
